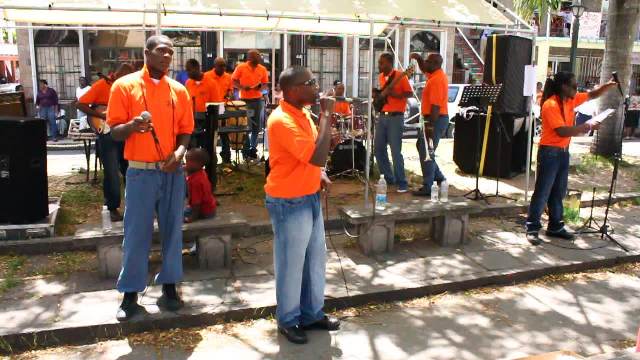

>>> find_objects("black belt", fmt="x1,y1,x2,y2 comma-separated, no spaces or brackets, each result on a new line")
241,98,264,103
539,145,569,153
380,111,404,116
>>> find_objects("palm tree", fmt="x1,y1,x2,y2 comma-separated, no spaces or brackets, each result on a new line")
592,0,640,156
513,0,562,22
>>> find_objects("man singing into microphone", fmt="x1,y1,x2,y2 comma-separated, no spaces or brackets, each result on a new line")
107,35,194,321
265,66,340,344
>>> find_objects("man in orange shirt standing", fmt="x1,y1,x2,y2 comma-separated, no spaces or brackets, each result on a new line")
375,53,413,192
77,64,134,221
410,52,449,197
265,66,340,344
205,57,234,163
185,58,220,113
107,35,194,321
232,49,269,160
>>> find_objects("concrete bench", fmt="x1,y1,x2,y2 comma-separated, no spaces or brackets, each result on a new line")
339,198,484,255
97,212,248,278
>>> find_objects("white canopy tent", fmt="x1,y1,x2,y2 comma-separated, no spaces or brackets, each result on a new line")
0,0,536,204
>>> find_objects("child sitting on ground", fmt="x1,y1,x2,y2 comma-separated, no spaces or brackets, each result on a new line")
184,148,217,223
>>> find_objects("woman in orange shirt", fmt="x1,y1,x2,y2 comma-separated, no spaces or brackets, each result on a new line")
526,72,617,245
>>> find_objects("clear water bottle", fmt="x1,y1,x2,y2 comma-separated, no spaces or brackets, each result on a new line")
440,180,449,202
431,183,439,202
375,178,387,210
101,205,112,233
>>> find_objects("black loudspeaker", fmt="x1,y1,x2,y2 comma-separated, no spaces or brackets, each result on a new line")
453,113,529,179
0,117,48,224
483,35,533,115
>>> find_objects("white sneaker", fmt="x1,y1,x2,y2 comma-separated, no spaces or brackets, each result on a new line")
397,188,408,193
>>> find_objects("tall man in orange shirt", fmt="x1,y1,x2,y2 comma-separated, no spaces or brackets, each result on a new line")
410,53,449,197
107,35,194,321
232,49,269,160
205,57,234,163
375,53,413,192
265,66,340,344
77,64,134,221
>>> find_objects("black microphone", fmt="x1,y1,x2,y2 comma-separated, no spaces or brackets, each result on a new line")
612,71,624,96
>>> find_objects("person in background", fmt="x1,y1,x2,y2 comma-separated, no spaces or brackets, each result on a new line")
77,64,134,222
536,81,543,106
184,148,217,223
265,66,340,345
232,49,269,160
185,58,220,113
36,79,59,141
526,71,617,246
205,57,235,164
330,81,351,116
624,90,640,139
75,77,91,121
561,7,573,37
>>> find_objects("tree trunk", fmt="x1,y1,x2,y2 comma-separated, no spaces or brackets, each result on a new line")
591,0,640,156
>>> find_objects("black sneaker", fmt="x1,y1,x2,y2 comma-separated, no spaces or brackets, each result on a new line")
302,316,341,331
157,283,184,311
546,228,575,241
278,325,308,344
526,232,542,246
412,186,431,197
116,292,139,321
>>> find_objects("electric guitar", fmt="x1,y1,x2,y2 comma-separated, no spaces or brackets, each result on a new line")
372,65,415,113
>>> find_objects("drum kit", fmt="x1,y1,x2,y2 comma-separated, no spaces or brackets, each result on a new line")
327,109,368,176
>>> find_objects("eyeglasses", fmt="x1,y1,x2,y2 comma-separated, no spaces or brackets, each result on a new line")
297,78,317,87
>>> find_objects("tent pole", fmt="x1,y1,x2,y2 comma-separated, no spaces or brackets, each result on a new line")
155,0,161,35
525,33,537,202
271,32,276,103
364,20,374,207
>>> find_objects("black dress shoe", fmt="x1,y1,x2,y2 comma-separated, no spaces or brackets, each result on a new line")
546,228,575,241
526,232,542,246
157,283,184,311
412,186,430,197
278,325,308,344
302,316,341,331
116,292,138,321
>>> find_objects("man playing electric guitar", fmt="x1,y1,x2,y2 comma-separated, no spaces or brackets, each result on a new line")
410,52,449,197
77,63,134,221
373,53,414,193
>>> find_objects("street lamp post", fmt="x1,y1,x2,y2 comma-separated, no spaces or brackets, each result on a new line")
569,0,586,74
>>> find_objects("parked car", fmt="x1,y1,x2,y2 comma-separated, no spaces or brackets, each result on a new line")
404,83,468,139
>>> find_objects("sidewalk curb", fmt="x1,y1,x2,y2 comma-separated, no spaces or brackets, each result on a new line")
1,253,638,354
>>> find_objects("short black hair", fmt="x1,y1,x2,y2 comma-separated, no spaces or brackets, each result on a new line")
186,58,200,68
39,79,48,85
333,80,343,86
146,35,172,51
186,147,210,166
279,66,310,92
379,52,394,64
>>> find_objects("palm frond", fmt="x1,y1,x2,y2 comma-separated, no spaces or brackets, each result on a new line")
514,0,563,21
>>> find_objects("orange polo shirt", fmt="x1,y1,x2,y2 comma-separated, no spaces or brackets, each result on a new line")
265,100,320,198
78,78,112,106
379,70,412,113
232,62,269,100
185,77,220,112
334,101,351,116
106,66,194,162
205,70,233,101
539,92,589,148
422,68,449,116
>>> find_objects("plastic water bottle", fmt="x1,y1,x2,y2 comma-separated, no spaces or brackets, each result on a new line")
440,181,449,202
431,183,439,202
101,205,112,233
375,178,387,210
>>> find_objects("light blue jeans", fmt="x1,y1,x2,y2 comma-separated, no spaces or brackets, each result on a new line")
117,167,186,293
266,192,326,328
417,115,449,189
374,114,407,189
39,106,57,138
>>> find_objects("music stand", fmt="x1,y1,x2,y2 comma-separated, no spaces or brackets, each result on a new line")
458,84,502,203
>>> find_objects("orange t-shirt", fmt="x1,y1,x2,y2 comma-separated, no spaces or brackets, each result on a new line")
204,70,233,101
78,78,112,106
106,66,195,162
232,62,269,99
379,70,412,113
539,92,589,148
334,101,351,115
185,77,220,112
421,68,449,116
265,100,320,198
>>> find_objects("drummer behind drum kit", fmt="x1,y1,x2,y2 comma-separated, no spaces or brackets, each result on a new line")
327,98,367,176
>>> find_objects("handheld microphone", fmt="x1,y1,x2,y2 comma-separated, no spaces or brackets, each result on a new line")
140,111,152,123
612,72,624,96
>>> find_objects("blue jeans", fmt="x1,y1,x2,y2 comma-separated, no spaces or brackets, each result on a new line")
374,114,407,188
242,99,264,157
417,115,449,189
266,193,326,328
117,167,186,293
39,106,57,138
97,133,127,211
526,146,570,233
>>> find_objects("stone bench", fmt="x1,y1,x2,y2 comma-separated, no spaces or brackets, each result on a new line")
97,212,248,278
339,198,484,255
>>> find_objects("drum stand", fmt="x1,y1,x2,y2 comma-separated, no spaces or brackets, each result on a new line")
329,113,367,183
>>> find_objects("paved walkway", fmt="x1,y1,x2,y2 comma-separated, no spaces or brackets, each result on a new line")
10,266,640,359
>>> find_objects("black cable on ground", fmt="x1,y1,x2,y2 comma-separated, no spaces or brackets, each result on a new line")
324,188,351,297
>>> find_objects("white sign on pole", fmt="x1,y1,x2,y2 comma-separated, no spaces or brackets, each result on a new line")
523,65,537,97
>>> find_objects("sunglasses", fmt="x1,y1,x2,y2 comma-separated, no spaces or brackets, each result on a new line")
297,78,318,87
